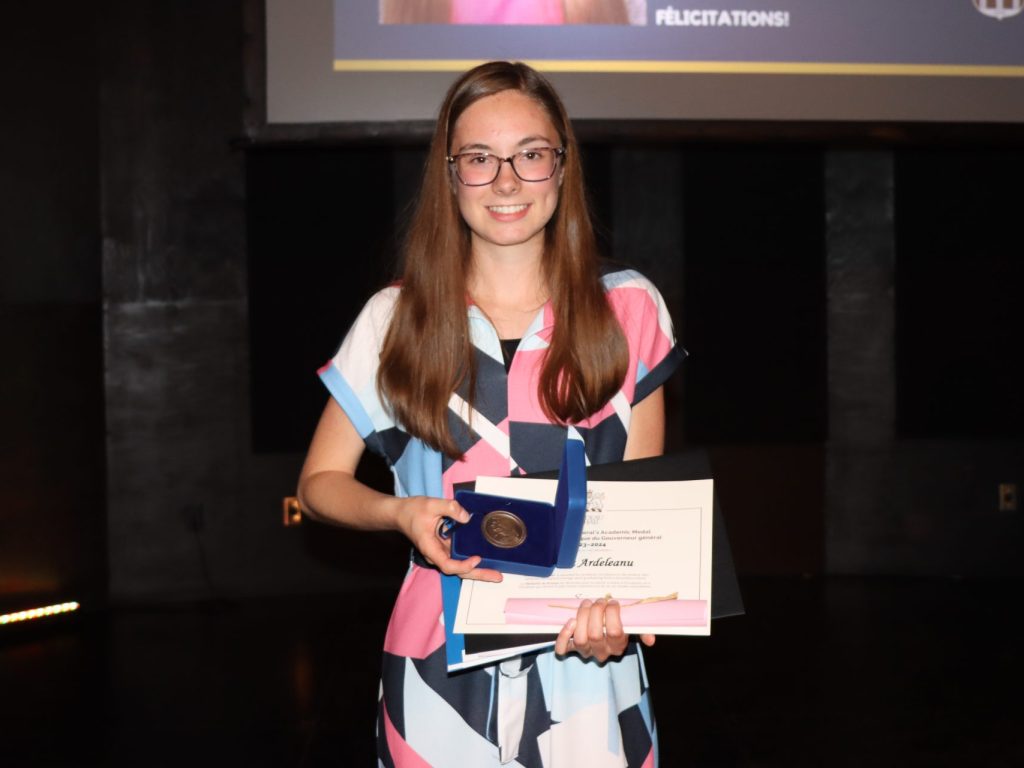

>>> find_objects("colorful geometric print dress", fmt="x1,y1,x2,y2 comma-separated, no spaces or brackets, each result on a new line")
318,268,684,768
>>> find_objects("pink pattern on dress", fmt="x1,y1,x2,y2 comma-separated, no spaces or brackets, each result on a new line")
442,430,512,498
382,565,445,660
607,285,674,386
450,0,565,25
505,347,548,424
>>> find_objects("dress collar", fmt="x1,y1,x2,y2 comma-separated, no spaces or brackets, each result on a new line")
467,301,554,341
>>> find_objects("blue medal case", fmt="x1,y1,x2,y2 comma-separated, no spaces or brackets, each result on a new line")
448,439,587,577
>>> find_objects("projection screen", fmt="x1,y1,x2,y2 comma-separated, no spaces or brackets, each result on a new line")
266,0,1024,124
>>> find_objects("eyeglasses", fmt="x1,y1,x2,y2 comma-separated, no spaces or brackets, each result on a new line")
447,147,565,186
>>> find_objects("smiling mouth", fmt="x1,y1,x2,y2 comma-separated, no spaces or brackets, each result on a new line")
487,204,529,214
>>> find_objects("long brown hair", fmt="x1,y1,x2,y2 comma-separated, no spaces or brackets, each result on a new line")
377,61,628,459
379,0,630,24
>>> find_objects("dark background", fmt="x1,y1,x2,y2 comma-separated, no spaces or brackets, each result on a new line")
1,2,1022,763
3,0,1023,611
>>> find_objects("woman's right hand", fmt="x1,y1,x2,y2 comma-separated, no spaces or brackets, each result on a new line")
299,401,502,582
396,496,504,582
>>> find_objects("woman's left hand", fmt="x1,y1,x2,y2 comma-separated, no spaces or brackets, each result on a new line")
554,599,657,663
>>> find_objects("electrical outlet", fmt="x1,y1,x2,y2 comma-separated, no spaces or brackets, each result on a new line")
282,496,303,527
999,483,1017,512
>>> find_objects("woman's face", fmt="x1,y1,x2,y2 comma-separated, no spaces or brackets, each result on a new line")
448,90,563,257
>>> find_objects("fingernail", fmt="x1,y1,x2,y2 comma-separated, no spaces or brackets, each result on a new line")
566,619,577,633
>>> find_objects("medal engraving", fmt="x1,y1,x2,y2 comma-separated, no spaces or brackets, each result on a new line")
481,510,527,549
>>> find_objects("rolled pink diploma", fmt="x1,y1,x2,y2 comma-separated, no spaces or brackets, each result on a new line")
504,598,708,627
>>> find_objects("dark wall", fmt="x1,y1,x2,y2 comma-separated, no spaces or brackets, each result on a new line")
826,150,1024,577
896,149,1024,439
97,0,404,602
0,7,106,608
246,147,405,454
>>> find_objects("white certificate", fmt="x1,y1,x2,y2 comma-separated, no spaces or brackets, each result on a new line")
453,477,714,636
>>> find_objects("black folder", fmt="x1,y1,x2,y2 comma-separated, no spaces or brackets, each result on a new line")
460,450,744,658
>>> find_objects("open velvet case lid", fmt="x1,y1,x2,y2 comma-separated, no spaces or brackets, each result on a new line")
448,439,586,577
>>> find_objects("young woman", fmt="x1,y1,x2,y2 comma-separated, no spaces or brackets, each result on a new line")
299,61,682,767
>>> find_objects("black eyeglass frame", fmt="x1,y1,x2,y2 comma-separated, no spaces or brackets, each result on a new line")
446,147,566,186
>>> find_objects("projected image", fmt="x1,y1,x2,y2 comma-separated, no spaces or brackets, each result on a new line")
379,0,648,25
265,0,1024,123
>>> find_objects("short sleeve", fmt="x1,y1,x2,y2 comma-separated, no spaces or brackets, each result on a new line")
602,269,687,405
317,286,401,457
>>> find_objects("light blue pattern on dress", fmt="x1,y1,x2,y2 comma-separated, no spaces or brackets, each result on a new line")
402,657,528,768
392,439,444,498
320,365,375,437
636,359,650,383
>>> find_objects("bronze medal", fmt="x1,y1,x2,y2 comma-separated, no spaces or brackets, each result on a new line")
481,510,527,549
